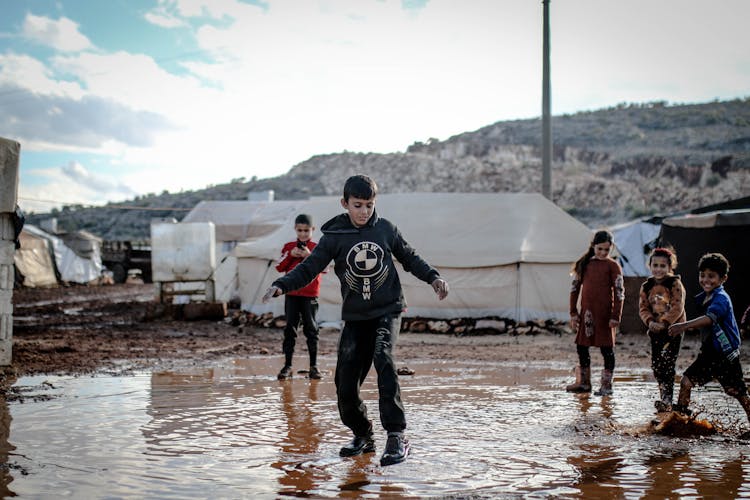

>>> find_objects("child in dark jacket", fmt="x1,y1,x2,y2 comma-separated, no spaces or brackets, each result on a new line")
668,253,750,438
275,214,323,380
263,174,449,466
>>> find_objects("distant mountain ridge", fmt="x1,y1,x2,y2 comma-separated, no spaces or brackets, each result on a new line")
27,98,750,240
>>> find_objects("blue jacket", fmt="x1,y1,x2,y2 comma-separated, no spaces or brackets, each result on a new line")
696,285,741,360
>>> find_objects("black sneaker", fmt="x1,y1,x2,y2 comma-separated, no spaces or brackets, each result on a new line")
380,434,410,466
339,434,375,457
308,366,322,380
277,365,293,380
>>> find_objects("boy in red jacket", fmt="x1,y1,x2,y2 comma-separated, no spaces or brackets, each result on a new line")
275,214,323,380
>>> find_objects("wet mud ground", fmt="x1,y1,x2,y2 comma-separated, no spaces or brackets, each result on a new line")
3,284,750,498
5,283,693,388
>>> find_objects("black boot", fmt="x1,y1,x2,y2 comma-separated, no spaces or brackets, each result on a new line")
380,432,410,466
339,433,375,457
277,365,293,380
654,382,673,413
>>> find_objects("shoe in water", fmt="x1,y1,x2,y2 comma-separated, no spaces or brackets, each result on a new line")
308,366,322,379
380,433,410,466
671,404,692,416
277,365,293,380
654,400,672,413
339,434,375,457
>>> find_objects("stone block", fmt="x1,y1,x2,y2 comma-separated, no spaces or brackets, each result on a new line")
0,264,11,291
0,239,13,267
0,213,12,240
0,313,10,364
0,137,20,212
0,294,10,315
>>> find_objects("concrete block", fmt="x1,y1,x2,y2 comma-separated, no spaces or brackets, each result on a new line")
0,295,10,315
0,241,13,267
0,213,12,240
0,264,11,291
0,137,20,212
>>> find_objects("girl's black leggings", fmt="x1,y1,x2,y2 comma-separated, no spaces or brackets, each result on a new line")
577,344,615,371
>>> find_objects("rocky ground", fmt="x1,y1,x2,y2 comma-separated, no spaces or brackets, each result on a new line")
3,283,724,400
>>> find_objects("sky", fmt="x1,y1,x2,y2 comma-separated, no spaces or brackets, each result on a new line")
1,0,749,214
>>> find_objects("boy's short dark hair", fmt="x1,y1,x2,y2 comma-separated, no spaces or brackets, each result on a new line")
294,213,313,226
343,174,378,201
698,252,730,277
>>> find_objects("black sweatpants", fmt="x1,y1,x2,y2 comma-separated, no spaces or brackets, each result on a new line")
282,295,319,367
335,314,405,436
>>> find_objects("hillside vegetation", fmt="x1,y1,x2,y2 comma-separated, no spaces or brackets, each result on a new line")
27,98,750,240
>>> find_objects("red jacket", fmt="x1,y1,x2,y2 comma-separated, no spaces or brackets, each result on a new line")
275,240,322,297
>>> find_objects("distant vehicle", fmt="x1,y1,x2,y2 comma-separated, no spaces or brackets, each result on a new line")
101,240,152,284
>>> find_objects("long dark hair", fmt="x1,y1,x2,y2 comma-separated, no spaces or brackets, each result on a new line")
572,230,614,279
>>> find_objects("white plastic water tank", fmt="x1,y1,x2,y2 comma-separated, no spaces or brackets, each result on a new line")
151,221,216,282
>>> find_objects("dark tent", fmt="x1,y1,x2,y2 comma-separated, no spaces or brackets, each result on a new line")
660,209,750,324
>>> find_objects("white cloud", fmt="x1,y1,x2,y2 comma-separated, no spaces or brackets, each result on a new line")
0,53,85,99
19,161,138,213
22,14,93,52
144,10,187,29
10,0,750,213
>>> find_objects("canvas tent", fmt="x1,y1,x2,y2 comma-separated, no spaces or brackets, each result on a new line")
609,217,662,277
180,200,311,301
234,192,593,322
14,226,58,287
14,225,104,287
660,209,750,323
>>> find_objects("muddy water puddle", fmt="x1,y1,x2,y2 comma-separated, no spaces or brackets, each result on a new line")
3,358,750,498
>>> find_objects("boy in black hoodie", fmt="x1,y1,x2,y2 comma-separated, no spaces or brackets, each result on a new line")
262,174,449,466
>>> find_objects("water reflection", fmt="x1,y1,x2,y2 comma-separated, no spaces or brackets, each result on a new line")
273,380,323,496
4,358,750,498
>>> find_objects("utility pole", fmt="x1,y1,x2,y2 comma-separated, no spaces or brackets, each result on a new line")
541,0,552,199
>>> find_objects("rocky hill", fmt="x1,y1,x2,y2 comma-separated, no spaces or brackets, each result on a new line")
27,98,750,240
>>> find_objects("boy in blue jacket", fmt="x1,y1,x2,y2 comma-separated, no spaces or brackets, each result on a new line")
668,253,750,437
263,174,449,465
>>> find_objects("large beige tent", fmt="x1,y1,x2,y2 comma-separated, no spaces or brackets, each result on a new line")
181,200,315,301
234,193,592,322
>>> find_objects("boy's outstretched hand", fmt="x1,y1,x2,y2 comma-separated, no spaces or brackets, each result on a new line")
668,322,687,337
262,286,282,303
431,278,449,300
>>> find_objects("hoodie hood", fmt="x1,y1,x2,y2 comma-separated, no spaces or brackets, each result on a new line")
321,209,380,234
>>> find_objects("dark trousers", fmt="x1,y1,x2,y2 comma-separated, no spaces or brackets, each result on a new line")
577,344,615,371
282,295,319,367
650,331,682,385
335,314,405,436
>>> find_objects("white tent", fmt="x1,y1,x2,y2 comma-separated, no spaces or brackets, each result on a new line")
14,227,58,287
234,193,593,322
15,225,103,287
181,200,311,301
609,218,661,277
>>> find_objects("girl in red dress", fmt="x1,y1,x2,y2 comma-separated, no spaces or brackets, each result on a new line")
566,230,625,395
